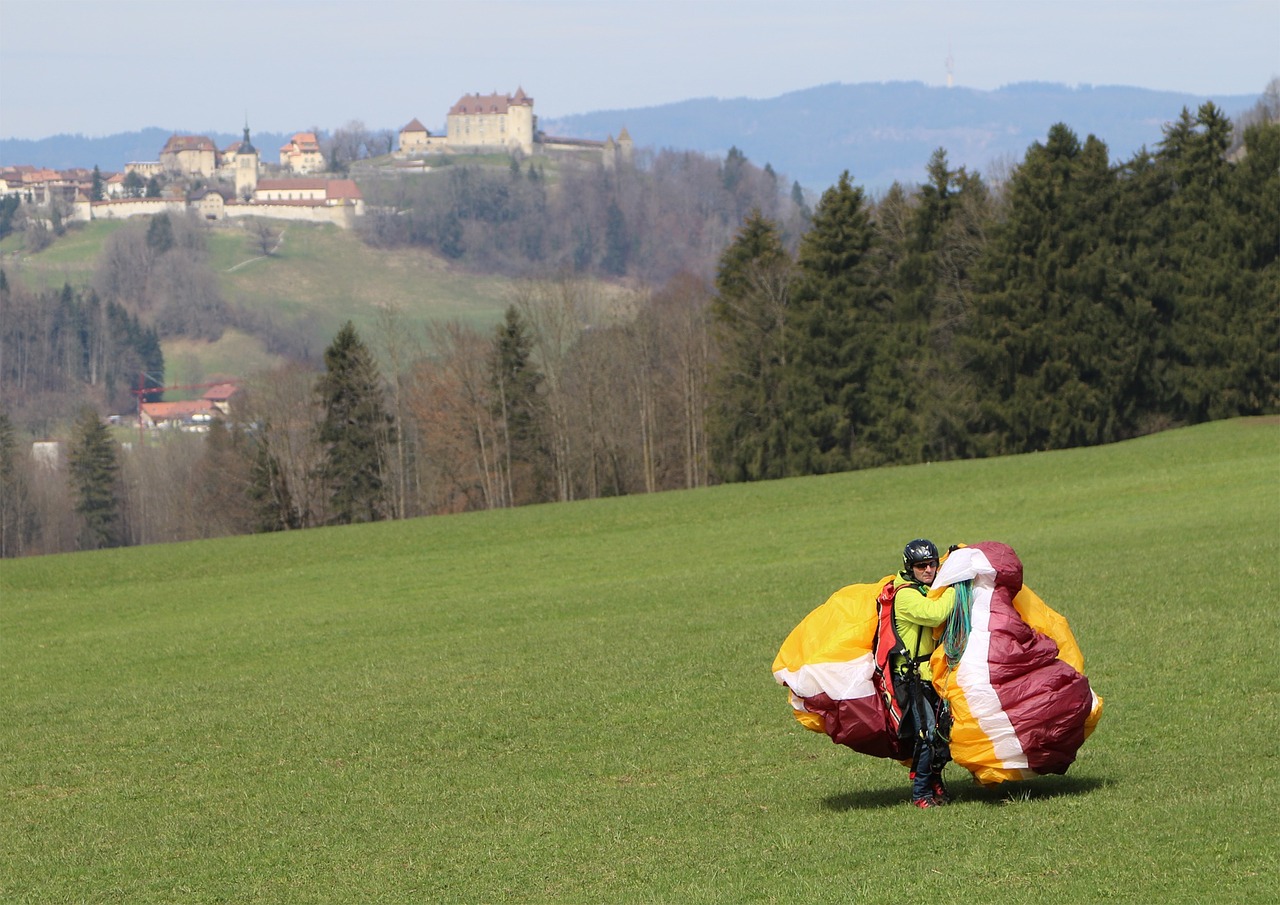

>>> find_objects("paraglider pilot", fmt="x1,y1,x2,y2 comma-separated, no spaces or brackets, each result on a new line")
889,539,957,808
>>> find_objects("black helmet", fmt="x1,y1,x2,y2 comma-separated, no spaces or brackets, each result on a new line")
902,538,939,574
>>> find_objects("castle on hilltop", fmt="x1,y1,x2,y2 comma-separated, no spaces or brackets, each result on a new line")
3,88,633,234
397,88,633,167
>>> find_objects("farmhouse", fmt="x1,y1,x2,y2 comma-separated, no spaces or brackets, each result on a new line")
139,400,219,432
137,384,241,432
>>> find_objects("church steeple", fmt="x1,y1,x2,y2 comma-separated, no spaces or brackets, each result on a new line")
240,118,256,155
235,117,260,200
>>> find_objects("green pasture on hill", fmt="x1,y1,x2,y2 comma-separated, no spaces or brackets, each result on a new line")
2,218,519,383
0,220,128,290
2,418,1278,903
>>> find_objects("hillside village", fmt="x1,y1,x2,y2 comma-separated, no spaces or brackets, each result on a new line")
1,89,632,232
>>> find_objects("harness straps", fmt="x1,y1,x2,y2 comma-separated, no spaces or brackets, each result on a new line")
872,579,934,753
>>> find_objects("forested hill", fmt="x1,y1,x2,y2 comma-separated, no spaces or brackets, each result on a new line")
1,82,1260,193
539,81,1260,191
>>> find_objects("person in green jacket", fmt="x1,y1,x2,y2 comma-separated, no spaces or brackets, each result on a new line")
891,538,957,808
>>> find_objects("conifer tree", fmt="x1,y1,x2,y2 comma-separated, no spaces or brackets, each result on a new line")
788,171,887,472
1152,104,1278,422
489,305,547,506
877,151,991,463
1226,120,1280,415
67,407,122,549
707,210,795,481
248,431,298,532
966,125,1146,452
315,321,394,524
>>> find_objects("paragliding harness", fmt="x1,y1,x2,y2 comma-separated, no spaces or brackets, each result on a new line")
872,580,953,763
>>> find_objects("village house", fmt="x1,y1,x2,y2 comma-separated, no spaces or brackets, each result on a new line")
1,165,86,206
279,132,325,174
62,125,364,228
159,135,219,178
124,161,164,179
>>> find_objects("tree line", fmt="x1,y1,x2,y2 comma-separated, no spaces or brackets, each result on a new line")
1,95,1276,556
357,144,811,285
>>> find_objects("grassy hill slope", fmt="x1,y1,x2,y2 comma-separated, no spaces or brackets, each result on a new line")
1,219,517,385
2,418,1277,903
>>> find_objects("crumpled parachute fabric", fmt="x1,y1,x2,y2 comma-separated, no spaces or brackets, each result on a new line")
772,541,1103,785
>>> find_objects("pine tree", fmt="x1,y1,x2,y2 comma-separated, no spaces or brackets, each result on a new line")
315,322,394,524
707,210,795,481
788,171,887,472
1152,104,1278,422
67,407,122,549
489,305,547,506
876,152,992,463
248,431,298,532
1226,120,1280,415
966,124,1146,452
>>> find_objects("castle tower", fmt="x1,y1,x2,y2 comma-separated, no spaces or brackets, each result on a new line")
235,122,260,200
507,87,535,155
616,127,634,166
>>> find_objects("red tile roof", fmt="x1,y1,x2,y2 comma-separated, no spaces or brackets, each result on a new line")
449,88,534,116
325,179,361,199
161,135,217,154
141,400,217,420
201,383,240,402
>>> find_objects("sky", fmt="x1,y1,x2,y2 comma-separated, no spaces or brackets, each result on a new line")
1,0,1276,140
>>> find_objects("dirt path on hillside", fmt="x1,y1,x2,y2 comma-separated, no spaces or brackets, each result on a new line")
226,227,285,272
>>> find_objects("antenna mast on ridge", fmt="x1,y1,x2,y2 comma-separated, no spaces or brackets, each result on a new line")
946,45,955,89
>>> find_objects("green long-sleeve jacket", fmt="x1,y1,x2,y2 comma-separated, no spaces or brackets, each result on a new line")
891,577,957,682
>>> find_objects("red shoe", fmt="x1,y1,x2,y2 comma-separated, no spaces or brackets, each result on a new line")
911,796,943,809
930,776,952,804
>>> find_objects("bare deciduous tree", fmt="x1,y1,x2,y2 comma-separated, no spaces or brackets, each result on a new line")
409,322,501,513
239,364,326,528
512,274,591,502
248,219,281,257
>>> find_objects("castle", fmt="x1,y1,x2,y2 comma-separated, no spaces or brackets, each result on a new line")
396,88,633,167
3,89,632,232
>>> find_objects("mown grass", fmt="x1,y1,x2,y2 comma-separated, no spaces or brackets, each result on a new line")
2,418,1277,903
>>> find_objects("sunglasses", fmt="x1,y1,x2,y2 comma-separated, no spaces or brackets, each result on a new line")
912,561,938,570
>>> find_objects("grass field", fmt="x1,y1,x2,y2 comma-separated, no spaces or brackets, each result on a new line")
2,418,1277,903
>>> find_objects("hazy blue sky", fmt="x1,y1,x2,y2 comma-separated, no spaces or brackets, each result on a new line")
2,0,1276,139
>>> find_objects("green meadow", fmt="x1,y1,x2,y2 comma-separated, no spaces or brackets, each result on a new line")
2,418,1277,903
2,219,517,384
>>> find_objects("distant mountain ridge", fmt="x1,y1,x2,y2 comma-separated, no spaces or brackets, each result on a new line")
0,128,295,173
0,81,1260,193
540,81,1260,191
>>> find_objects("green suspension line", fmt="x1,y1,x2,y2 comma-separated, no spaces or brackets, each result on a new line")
942,579,973,671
